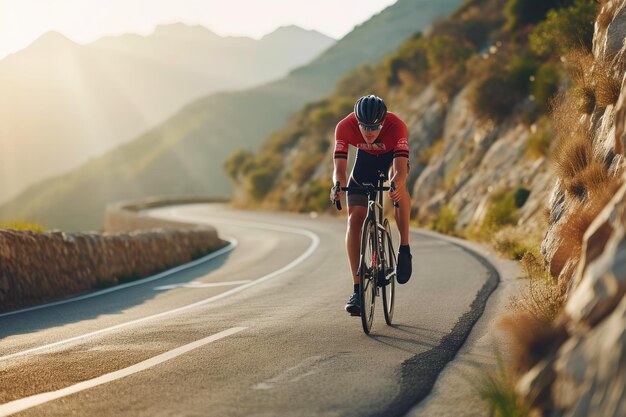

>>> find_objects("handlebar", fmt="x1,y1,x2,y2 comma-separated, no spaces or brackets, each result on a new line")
332,181,400,210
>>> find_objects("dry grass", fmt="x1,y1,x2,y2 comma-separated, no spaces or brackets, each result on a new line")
512,251,565,322
550,130,593,183
505,251,568,372
550,178,621,282
491,227,540,260
500,312,565,374
593,59,621,108
577,86,596,114
478,356,532,417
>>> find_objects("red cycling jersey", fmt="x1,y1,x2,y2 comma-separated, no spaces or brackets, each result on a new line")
333,112,409,160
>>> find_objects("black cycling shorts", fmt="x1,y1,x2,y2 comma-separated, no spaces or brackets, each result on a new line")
347,150,395,207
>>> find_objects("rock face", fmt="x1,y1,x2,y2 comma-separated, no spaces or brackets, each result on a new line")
0,198,224,313
516,2,626,415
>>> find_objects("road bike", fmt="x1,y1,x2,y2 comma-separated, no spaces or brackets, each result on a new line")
334,172,398,334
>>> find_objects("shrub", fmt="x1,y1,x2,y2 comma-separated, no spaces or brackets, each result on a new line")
504,0,569,29
384,35,429,87
484,188,520,230
306,178,333,213
526,117,555,158
491,226,536,260
247,155,282,200
529,0,598,57
0,221,46,232
424,35,474,100
430,17,491,49
531,63,561,111
507,55,539,96
469,75,522,122
478,357,531,417
224,148,254,180
511,251,565,321
594,59,621,108
430,205,457,234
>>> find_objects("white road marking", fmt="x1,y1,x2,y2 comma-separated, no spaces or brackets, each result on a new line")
154,280,252,290
253,356,325,390
0,216,319,362
0,239,238,318
0,327,246,417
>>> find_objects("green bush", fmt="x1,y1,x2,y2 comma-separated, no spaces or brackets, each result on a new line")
426,35,473,77
309,107,337,131
248,167,278,200
507,55,539,96
430,205,458,234
430,18,491,49
0,221,46,232
484,188,520,230
531,63,561,111
224,148,254,180
529,0,598,57
526,117,554,158
306,179,333,213
384,35,429,87
478,358,531,417
247,156,282,200
505,0,570,29
469,76,522,121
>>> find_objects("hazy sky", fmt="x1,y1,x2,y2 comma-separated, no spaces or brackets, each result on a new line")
0,0,398,59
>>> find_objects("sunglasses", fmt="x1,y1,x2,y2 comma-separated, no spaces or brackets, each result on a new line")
358,123,383,131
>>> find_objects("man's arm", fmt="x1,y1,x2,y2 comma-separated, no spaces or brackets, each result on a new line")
331,158,348,202
331,122,350,202
389,156,409,201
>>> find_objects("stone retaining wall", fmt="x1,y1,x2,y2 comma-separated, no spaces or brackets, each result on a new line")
0,197,225,313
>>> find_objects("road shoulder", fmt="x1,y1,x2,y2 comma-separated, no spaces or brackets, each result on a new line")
405,229,523,417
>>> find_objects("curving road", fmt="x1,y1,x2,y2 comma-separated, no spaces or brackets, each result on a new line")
0,204,498,417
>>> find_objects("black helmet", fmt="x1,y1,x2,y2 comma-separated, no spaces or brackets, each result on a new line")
354,95,387,125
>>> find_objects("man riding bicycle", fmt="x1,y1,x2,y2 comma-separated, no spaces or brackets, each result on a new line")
330,95,412,316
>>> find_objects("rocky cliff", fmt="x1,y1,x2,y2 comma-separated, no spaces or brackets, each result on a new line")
515,1,626,415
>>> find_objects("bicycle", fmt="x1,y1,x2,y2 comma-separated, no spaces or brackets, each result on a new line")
333,172,398,334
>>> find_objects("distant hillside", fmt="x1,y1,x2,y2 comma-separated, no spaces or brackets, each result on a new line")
0,0,463,231
0,24,333,204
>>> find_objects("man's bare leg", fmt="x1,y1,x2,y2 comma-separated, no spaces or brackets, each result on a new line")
347,205,367,284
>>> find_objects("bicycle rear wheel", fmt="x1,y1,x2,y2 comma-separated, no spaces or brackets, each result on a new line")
359,218,377,334
381,219,396,325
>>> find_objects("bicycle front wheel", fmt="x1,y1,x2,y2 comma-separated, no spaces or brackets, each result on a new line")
381,219,396,325
359,218,377,334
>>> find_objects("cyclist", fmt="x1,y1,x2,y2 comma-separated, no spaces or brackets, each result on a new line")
330,95,412,316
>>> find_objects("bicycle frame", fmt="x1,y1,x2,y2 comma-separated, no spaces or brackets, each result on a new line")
337,171,394,288
334,171,398,332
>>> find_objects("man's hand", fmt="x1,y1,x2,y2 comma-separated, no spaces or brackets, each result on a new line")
330,183,344,203
389,177,405,202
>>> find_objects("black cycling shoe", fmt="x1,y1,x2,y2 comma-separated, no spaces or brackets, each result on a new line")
397,252,412,284
345,292,360,316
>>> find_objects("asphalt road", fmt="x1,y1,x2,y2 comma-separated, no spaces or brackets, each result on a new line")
0,204,498,417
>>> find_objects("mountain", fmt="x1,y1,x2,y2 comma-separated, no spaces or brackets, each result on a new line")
0,24,334,204
0,0,464,231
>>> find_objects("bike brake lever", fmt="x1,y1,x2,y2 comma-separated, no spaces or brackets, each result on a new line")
390,182,400,209
334,181,342,211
